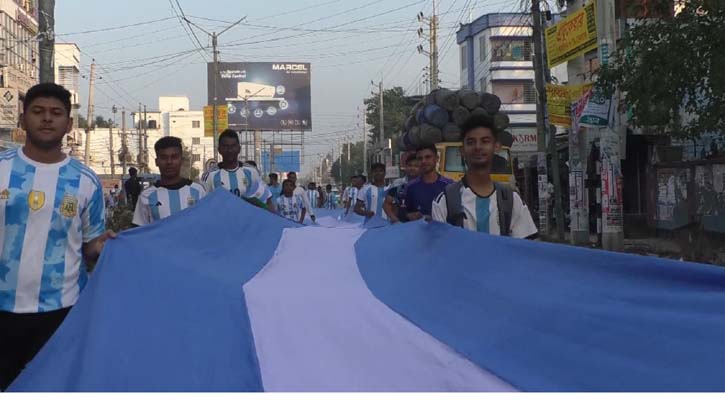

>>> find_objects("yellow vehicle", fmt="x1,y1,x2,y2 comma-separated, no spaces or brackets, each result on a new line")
435,142,516,186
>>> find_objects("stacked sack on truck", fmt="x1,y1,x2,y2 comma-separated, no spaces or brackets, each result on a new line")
398,88,514,150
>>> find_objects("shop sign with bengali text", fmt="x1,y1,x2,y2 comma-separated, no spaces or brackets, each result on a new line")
545,1,598,68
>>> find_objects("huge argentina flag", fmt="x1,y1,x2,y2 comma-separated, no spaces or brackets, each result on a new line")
9,190,725,392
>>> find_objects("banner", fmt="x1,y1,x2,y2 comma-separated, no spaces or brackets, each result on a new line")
545,1,598,68
0,88,19,129
579,86,612,127
546,83,593,127
208,62,312,131
203,105,228,138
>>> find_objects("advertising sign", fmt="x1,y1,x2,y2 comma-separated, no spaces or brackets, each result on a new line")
208,62,312,131
0,88,19,129
545,1,598,68
203,105,228,137
579,86,612,127
510,127,538,153
262,150,301,173
546,83,593,127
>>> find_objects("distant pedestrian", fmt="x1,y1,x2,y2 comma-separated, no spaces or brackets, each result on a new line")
384,155,420,223
276,179,306,224
124,167,143,209
268,173,282,201
307,182,320,210
405,144,454,221
355,163,389,221
324,184,337,209
287,172,315,222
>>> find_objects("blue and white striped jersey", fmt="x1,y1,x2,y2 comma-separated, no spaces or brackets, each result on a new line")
307,189,320,209
276,194,305,222
133,180,206,226
0,148,106,314
357,184,388,220
203,164,271,204
344,187,359,207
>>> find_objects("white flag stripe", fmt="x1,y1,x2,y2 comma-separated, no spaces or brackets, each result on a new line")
244,227,516,392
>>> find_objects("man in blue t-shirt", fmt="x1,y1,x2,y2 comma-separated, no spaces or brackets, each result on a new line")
406,144,454,221
268,173,282,201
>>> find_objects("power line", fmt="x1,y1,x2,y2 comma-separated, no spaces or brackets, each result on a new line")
168,0,210,62
58,17,177,36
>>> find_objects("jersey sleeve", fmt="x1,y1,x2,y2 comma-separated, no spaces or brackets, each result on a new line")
510,192,538,239
356,187,367,205
132,191,152,226
431,192,448,224
82,178,107,243
243,168,272,202
203,171,216,193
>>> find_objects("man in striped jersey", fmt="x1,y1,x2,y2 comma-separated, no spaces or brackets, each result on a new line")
307,182,320,210
133,137,206,226
355,163,390,222
0,83,114,390
343,176,362,216
203,130,275,212
276,179,306,224
287,171,315,223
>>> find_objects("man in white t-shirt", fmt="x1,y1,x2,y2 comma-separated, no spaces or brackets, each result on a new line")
355,163,389,221
432,114,537,239
287,171,315,223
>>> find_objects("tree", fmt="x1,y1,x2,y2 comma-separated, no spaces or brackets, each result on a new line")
94,116,111,129
331,141,366,184
77,115,88,129
599,1,725,138
364,86,415,156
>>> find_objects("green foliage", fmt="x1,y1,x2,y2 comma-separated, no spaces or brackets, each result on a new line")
364,86,414,153
106,205,134,233
331,141,366,184
94,116,111,129
599,1,725,138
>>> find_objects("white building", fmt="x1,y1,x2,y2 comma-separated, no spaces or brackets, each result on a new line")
457,13,567,157
54,42,82,155
0,0,38,149
87,97,211,178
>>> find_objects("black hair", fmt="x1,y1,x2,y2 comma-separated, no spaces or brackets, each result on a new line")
128,167,138,175
360,175,368,183
269,173,279,180
308,182,316,186
326,184,332,190
405,154,420,165
288,171,297,176
218,129,239,143
460,114,498,141
24,83,72,116
416,144,438,156
282,179,295,188
154,136,182,155
370,163,385,172
245,160,257,168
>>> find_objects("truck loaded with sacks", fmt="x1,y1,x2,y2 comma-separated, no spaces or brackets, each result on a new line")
397,88,516,186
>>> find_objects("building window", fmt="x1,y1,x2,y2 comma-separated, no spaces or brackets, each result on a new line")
192,120,200,128
491,39,533,62
479,36,487,62
192,154,201,162
492,81,536,104
192,137,201,145
460,44,467,71
148,120,157,129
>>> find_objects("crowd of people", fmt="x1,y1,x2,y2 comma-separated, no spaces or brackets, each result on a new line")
0,82,538,391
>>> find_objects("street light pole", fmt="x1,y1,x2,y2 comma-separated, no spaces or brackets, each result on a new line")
183,15,247,161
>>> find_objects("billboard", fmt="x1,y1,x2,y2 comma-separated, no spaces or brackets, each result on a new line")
208,62,312,131
545,1,597,68
262,150,301,174
546,83,593,127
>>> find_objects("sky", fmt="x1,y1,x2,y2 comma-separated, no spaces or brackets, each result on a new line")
55,0,523,174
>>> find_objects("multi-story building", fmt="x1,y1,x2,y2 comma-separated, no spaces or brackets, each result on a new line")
54,42,82,155
457,13,567,158
0,0,38,150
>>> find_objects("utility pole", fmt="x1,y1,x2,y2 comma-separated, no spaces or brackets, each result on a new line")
532,0,565,240
362,107,368,174
567,0,590,246
379,80,384,164
417,2,439,90
182,16,246,161
144,107,149,171
109,105,117,179
121,108,127,180
38,0,55,83
84,61,96,167
137,103,143,172
597,0,624,251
